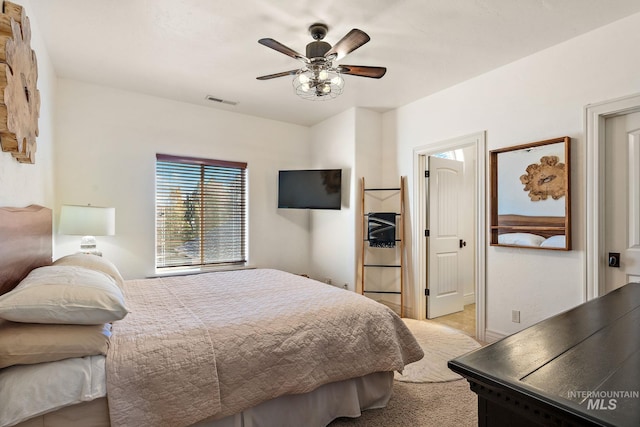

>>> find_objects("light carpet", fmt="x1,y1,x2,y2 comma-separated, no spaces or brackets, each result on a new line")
328,379,477,427
395,318,481,383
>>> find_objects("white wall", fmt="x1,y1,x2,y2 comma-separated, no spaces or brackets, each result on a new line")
54,80,312,279
389,12,640,335
309,109,357,288
0,0,56,209
309,108,386,292
356,109,401,307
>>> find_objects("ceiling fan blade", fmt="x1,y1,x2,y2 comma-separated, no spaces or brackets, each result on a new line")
325,29,370,60
256,70,300,80
258,38,309,63
338,65,387,79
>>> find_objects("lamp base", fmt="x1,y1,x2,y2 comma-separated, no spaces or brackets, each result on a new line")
79,236,102,257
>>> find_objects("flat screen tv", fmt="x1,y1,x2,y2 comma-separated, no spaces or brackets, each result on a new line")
278,169,342,210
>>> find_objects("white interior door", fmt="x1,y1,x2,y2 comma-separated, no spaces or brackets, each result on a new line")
427,156,464,318
605,111,640,291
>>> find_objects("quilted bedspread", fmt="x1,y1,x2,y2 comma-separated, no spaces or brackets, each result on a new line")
106,269,423,427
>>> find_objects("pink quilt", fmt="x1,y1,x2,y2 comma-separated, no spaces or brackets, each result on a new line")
106,269,423,427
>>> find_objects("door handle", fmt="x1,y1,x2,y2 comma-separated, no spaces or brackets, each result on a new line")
459,239,467,249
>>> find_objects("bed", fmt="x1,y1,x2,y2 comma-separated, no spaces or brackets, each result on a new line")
0,205,424,427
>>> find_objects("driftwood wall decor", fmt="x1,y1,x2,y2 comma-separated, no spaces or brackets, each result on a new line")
520,155,566,201
0,1,40,163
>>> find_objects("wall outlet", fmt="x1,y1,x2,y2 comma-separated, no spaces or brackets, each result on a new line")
512,310,521,323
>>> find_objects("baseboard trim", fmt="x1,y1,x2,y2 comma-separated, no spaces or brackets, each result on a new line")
464,292,475,306
484,329,508,343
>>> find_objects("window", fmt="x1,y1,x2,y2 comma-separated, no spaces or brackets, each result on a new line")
155,154,247,270
433,149,464,161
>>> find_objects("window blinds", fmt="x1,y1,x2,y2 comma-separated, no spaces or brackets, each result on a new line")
155,154,247,269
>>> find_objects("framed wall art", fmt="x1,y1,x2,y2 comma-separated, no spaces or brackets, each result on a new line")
490,136,571,250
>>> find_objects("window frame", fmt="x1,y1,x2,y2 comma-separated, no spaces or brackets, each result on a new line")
155,153,248,271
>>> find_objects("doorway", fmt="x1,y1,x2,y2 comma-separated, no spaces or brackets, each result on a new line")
586,93,640,299
604,112,640,291
413,132,486,341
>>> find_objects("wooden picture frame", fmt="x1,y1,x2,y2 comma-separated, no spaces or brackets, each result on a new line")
490,136,571,250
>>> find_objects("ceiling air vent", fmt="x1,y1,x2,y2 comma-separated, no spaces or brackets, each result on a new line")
205,95,238,106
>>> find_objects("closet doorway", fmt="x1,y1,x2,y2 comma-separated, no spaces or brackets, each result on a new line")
413,132,486,341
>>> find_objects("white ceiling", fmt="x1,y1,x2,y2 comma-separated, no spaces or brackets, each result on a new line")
28,0,640,127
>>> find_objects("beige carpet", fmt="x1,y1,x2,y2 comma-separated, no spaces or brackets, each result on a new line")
394,318,481,383
329,379,477,427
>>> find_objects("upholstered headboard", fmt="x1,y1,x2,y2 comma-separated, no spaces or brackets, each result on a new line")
0,205,52,295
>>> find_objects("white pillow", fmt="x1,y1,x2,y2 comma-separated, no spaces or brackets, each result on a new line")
497,233,545,247
540,235,566,248
53,253,125,288
0,265,128,324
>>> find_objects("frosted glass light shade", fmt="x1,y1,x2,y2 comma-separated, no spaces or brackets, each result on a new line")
59,205,116,236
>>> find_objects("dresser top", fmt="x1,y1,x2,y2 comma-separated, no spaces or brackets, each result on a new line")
449,282,640,426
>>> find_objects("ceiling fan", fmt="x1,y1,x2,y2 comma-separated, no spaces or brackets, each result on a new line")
257,23,387,100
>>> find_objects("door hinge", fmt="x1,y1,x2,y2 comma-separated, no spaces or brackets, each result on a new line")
425,288,430,296
425,229,430,237
425,170,430,178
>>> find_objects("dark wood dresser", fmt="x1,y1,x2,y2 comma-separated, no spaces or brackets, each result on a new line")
448,282,640,427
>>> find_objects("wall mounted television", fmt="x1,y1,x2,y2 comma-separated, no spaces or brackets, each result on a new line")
278,169,342,210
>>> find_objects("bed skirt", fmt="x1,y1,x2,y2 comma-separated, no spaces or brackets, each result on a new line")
12,371,394,427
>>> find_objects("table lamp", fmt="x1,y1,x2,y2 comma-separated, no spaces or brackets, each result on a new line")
59,205,115,256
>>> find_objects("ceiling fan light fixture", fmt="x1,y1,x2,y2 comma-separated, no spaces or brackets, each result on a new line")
293,68,343,100
298,73,310,84
258,24,385,100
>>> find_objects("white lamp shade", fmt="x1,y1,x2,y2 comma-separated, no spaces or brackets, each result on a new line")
59,205,116,236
